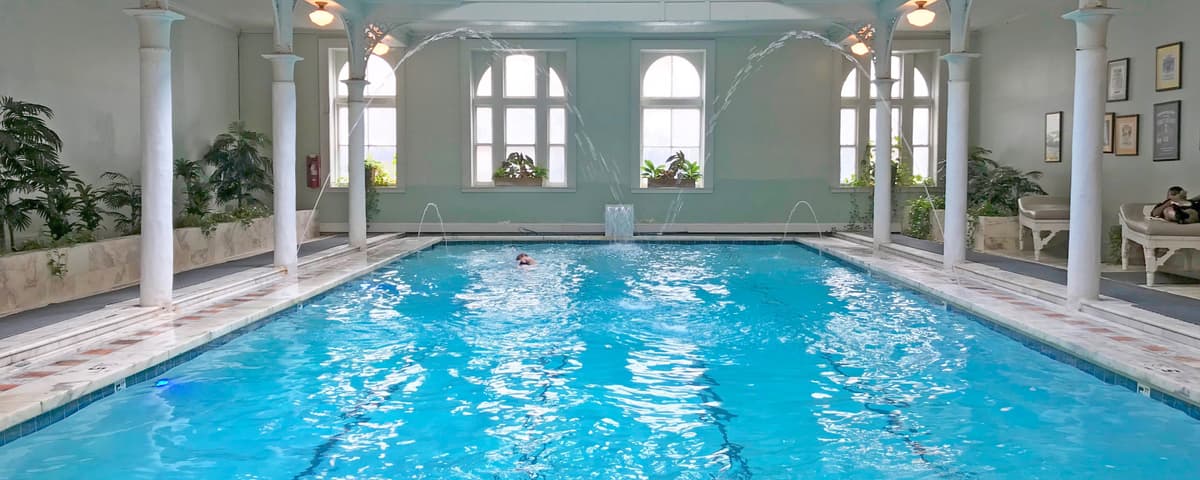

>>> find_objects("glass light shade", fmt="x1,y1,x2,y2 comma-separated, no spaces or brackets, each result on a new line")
850,42,870,56
309,4,335,27
906,5,936,27
372,43,390,56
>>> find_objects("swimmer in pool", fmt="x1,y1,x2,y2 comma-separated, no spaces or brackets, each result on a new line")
516,253,536,266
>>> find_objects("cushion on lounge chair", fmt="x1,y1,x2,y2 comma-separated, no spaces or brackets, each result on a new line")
1018,196,1070,220
1121,203,1200,236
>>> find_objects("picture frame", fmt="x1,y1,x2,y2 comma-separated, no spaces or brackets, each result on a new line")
1156,42,1183,92
1107,58,1129,102
1044,111,1063,163
1104,112,1115,154
1153,100,1181,161
1115,114,1140,156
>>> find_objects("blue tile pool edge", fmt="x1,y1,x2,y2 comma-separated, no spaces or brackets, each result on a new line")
3,237,1196,449
794,239,1200,422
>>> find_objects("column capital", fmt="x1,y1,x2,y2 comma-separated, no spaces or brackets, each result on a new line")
942,52,980,81
871,78,897,87
125,9,184,49
1064,7,1117,50
941,52,980,64
262,53,303,82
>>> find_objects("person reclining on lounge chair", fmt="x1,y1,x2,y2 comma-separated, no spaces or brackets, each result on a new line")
1151,186,1200,224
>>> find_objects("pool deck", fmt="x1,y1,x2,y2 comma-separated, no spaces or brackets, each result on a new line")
0,235,439,440
2,234,1200,444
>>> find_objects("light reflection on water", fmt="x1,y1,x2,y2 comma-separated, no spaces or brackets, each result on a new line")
1,244,1199,480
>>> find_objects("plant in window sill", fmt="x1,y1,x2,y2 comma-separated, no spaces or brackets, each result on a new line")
492,152,546,187
643,151,701,188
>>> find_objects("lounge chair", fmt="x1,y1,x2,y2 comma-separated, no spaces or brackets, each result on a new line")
1018,196,1070,261
1119,203,1200,286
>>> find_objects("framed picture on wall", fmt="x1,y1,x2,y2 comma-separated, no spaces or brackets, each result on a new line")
1156,42,1183,92
1108,58,1129,101
1153,101,1181,161
1115,114,1140,156
1104,112,1116,153
1045,111,1063,163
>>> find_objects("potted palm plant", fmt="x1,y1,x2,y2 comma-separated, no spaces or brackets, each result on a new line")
643,151,701,188
934,147,1046,250
203,122,273,211
493,152,546,187
0,97,63,252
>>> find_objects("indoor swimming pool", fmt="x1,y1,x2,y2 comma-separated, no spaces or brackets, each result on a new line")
2,242,1198,479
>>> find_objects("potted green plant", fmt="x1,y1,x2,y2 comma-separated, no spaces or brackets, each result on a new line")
643,151,701,188
493,152,546,187
937,147,1046,251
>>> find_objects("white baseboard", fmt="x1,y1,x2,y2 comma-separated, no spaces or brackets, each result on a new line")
319,222,848,234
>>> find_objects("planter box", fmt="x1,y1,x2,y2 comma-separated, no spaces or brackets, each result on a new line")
973,215,1020,251
647,178,697,188
493,177,545,187
930,209,946,242
0,210,320,317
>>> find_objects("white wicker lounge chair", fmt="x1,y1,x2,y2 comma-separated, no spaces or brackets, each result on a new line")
1119,203,1200,286
1018,196,1070,261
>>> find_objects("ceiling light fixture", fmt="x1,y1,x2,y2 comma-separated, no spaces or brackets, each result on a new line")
906,1,936,28
309,1,335,27
850,41,871,56
372,42,390,56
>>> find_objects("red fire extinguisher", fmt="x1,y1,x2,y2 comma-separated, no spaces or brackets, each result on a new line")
306,155,321,188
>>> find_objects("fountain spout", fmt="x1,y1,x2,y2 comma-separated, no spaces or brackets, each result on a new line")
605,204,635,241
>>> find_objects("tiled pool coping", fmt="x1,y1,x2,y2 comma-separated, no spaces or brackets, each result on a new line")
2,235,1197,449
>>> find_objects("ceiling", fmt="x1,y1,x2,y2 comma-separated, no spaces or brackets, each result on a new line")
169,0,1067,38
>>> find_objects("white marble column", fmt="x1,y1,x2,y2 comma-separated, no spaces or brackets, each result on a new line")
871,13,897,247
942,54,972,268
126,7,183,308
1064,2,1116,306
345,78,369,249
264,54,302,273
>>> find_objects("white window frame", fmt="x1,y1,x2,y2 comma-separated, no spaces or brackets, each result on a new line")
460,39,576,191
318,38,406,191
836,51,939,187
631,40,716,194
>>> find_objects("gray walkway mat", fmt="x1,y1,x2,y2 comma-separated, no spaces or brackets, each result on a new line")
0,236,349,340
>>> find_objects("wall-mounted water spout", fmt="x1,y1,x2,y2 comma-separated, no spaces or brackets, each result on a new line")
605,204,635,240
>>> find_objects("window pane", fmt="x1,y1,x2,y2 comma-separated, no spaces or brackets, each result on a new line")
364,56,396,97
337,62,348,97
336,145,349,187
337,106,349,145
892,108,900,140
680,148,701,167
475,145,492,183
841,72,857,98
366,108,395,145
366,146,397,186
913,146,930,180
505,108,536,144
549,108,565,144
671,109,701,148
476,107,492,144
891,55,902,98
549,146,566,184
477,67,492,97
643,109,671,147
839,108,856,146
868,108,900,148
549,68,565,98
643,55,701,98
506,145,536,162
504,54,536,97
840,147,856,184
869,108,876,142
913,108,930,146
913,67,930,97
643,147,672,165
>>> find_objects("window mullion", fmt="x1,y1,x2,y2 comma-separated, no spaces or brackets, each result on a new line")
492,55,504,176
536,52,548,170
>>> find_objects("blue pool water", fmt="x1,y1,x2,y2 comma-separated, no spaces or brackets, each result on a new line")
2,243,1199,479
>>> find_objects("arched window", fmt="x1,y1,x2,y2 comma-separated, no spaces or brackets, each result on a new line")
331,52,398,187
838,52,937,185
637,44,712,190
468,43,573,188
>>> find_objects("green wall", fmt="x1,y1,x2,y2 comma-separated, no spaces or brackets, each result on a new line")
239,33,947,229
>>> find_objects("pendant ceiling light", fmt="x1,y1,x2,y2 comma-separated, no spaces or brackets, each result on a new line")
309,1,335,27
372,42,390,56
850,42,870,56
906,1,936,28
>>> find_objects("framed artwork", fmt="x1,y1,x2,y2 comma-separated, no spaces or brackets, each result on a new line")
1115,114,1140,156
1153,101,1181,161
1107,58,1129,101
1156,42,1183,92
1045,111,1063,163
1104,112,1115,154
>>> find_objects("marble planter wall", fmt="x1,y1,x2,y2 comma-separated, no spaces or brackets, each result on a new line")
0,210,319,317
973,215,1020,252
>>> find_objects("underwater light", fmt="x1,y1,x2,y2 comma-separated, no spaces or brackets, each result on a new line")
154,379,170,387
